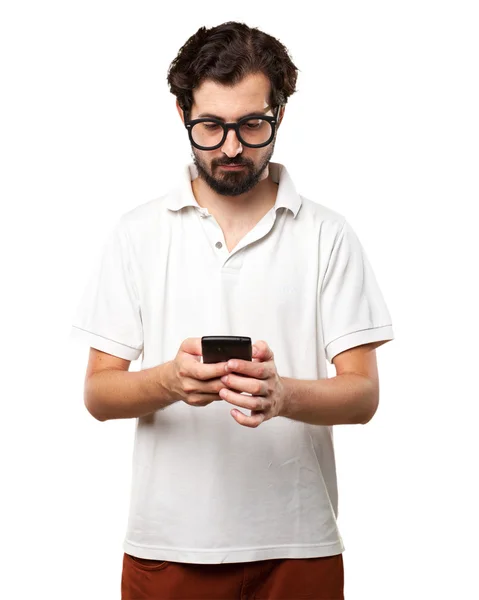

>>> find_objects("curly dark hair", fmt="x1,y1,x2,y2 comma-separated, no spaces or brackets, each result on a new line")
167,21,299,117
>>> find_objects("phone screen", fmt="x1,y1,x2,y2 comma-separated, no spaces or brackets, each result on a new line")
201,336,252,364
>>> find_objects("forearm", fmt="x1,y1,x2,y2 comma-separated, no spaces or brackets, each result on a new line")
279,373,378,426
85,361,178,421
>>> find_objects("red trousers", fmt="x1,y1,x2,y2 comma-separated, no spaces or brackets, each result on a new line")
121,552,344,599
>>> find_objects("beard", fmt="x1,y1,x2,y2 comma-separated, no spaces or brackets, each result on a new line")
192,137,277,197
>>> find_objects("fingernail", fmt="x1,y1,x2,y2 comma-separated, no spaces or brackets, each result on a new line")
221,376,228,383
253,346,258,356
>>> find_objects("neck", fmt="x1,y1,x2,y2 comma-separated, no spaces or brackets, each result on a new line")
191,165,278,226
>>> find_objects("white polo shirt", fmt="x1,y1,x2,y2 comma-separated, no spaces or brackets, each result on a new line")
70,161,394,564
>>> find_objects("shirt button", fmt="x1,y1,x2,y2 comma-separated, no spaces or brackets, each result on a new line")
215,242,223,249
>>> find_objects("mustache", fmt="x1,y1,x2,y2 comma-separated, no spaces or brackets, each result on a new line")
214,159,251,167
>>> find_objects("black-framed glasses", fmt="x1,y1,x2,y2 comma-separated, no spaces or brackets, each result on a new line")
184,105,281,151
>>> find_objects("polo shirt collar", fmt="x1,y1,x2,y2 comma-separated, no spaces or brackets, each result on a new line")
165,161,302,219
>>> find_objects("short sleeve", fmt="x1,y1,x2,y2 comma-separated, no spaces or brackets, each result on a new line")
320,219,394,363
69,217,144,361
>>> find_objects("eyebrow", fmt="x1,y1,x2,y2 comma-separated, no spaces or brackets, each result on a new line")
197,106,272,121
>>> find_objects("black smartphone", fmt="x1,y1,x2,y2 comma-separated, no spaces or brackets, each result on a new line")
201,336,252,364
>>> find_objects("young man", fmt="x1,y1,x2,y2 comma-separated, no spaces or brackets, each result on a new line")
71,21,394,599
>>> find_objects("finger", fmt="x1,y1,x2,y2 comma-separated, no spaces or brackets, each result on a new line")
186,394,222,406
225,359,269,379
230,408,265,428
219,388,268,412
191,361,229,381
220,374,266,396
184,376,225,394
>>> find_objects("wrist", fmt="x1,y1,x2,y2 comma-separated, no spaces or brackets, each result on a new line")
278,377,291,418
158,360,174,396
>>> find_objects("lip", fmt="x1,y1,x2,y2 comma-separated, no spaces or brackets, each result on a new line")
219,165,245,170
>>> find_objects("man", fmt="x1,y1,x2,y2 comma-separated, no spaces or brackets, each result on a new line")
71,21,394,600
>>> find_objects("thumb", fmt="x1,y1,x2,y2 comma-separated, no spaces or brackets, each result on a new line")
180,337,203,359
252,340,273,362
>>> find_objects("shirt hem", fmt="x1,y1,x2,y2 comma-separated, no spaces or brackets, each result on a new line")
326,324,394,363
69,325,143,361
122,539,345,564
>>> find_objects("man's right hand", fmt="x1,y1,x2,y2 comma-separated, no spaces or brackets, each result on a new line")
164,337,227,407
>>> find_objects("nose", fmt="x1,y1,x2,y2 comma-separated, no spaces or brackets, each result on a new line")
221,128,243,158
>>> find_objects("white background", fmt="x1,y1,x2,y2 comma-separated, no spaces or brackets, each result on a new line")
1,1,478,598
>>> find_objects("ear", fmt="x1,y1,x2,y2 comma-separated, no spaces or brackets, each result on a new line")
278,105,286,126
176,99,185,124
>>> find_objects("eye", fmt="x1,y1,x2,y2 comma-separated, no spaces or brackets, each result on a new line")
245,119,262,129
203,123,221,131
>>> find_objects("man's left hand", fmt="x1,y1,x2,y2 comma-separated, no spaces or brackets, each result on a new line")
219,340,286,428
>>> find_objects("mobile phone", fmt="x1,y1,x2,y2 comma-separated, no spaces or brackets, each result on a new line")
201,336,252,364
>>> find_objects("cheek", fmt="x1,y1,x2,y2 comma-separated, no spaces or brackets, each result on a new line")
195,149,214,170
242,152,263,168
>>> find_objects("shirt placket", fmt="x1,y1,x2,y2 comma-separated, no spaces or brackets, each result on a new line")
196,206,278,269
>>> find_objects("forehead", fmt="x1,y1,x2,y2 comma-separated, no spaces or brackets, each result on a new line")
191,72,271,119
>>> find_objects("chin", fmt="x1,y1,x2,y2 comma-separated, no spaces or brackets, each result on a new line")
192,145,275,195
